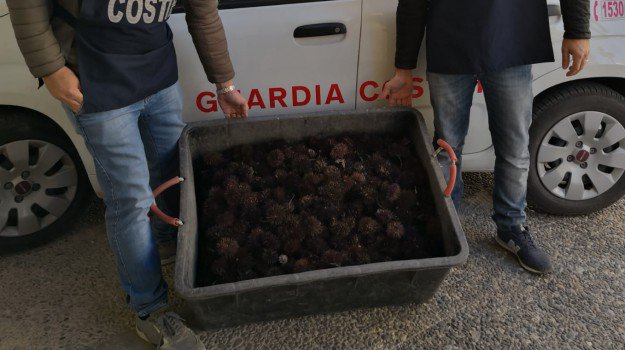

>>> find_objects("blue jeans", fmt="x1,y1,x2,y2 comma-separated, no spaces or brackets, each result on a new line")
64,82,185,317
427,65,533,231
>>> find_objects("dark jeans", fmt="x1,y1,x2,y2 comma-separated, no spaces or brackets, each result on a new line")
428,65,533,231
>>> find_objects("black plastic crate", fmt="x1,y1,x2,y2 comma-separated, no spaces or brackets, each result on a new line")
175,108,468,329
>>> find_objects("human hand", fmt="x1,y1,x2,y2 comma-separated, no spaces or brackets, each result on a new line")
380,69,413,107
562,39,590,77
42,66,83,113
217,80,249,119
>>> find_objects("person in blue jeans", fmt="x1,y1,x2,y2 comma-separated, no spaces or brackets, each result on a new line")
383,0,591,274
8,0,248,348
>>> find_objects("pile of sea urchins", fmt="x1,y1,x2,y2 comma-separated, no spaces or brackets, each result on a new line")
196,134,441,284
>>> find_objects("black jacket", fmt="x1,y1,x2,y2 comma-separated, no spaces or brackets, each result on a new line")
395,0,591,70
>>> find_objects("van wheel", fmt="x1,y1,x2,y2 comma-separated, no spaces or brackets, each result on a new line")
0,109,91,252
528,82,625,215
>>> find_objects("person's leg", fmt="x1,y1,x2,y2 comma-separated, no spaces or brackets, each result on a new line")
66,103,168,317
427,71,478,208
479,65,533,230
479,65,552,274
138,82,186,246
134,84,206,349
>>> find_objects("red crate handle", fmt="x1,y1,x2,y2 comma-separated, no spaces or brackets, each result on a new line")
434,139,458,198
150,176,185,227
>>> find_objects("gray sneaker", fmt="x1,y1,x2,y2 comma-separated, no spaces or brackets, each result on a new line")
158,241,177,266
496,226,553,274
136,310,205,350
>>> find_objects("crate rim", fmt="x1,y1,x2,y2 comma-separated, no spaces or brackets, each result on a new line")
174,107,469,301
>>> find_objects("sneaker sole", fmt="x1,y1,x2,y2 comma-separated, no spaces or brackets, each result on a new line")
494,236,545,275
135,325,158,346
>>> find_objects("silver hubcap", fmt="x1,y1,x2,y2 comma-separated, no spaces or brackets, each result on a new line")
537,111,625,201
0,140,78,237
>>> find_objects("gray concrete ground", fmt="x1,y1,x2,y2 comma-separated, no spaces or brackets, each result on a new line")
1,173,624,349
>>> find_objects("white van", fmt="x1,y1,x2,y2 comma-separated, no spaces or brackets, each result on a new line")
1,0,625,249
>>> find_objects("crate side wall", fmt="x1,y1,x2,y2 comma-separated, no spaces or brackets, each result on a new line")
187,267,449,330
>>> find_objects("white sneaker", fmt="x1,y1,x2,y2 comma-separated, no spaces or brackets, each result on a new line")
136,310,205,350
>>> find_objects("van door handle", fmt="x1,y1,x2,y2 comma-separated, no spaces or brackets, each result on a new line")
294,23,347,38
547,4,561,17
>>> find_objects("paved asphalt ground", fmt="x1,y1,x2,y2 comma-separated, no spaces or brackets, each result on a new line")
1,173,624,349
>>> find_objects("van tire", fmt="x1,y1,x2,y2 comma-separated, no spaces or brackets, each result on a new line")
0,109,92,253
528,82,625,215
